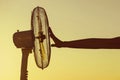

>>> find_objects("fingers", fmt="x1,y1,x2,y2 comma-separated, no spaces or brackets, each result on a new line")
48,27,53,36
48,27,56,39
51,44,56,47
51,44,62,48
48,27,52,33
48,27,55,39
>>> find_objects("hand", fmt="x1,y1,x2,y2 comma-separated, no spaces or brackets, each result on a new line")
49,27,63,48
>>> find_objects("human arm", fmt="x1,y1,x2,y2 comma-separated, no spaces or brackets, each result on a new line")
49,27,120,49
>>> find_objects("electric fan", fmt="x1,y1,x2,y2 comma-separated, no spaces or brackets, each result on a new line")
13,6,51,80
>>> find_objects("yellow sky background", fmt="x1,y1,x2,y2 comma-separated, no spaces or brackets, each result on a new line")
0,0,120,80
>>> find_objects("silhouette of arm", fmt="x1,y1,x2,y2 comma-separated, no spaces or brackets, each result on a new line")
49,27,120,49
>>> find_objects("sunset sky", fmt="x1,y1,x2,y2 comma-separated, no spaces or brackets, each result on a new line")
0,0,120,80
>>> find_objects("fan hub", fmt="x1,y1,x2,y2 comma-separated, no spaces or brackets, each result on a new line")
35,32,46,42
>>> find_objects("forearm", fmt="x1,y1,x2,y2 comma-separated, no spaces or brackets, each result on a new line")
61,38,120,49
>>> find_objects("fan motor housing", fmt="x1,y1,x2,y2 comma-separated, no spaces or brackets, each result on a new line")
13,30,34,49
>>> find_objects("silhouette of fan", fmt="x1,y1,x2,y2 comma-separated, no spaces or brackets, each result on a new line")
13,6,51,80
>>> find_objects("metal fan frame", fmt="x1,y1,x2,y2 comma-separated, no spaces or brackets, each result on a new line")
31,6,51,69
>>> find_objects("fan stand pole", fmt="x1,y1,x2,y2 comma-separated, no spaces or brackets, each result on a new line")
20,49,32,80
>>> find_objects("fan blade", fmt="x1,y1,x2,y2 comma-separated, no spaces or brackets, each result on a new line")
40,42,48,68
34,38,50,69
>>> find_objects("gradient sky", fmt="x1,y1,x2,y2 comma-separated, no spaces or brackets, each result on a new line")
0,0,120,80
